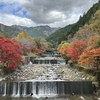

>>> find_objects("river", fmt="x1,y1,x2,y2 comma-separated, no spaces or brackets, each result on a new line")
0,50,100,100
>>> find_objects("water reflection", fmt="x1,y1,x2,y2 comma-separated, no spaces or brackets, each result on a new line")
0,95,98,100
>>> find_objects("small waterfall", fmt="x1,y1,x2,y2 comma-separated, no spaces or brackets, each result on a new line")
12,82,17,97
22,82,26,96
16,82,20,97
32,82,36,97
48,60,50,64
2,83,6,96
35,82,58,97
0,81,93,98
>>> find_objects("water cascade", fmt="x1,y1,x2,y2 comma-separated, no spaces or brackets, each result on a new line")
0,81,93,98
30,57,65,65
0,50,93,98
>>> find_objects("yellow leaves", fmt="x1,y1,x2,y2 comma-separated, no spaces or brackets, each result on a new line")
93,10,100,20
17,31,27,38
88,10,100,33
16,31,33,40
59,41,70,48
57,41,71,55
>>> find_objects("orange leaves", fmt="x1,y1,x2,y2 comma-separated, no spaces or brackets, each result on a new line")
66,40,87,62
88,34,100,49
78,48,100,68
78,35,100,68
57,40,87,62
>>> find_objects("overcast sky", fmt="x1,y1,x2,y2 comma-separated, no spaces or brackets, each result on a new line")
0,0,98,27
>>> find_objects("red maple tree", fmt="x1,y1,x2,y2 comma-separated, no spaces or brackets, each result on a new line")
67,40,87,62
33,46,41,54
0,36,22,70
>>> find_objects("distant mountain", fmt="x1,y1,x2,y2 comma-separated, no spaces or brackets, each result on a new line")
47,0,100,44
0,23,59,38
0,23,21,38
12,25,59,38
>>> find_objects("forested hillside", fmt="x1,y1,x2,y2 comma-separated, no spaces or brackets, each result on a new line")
46,24,74,44
47,0,100,44
69,9,100,42
0,23,21,38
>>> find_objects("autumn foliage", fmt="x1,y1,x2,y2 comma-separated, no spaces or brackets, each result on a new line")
57,41,70,55
14,31,50,56
87,35,100,49
0,36,22,70
33,46,42,54
67,40,87,62
57,40,87,62
57,35,100,69
78,35,100,69
57,41,71,60
78,48,100,69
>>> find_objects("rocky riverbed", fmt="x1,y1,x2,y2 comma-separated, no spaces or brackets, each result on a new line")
1,63,92,81
54,64,90,81
3,63,47,81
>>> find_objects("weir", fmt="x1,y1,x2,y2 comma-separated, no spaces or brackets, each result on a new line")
0,81,93,97
30,57,66,64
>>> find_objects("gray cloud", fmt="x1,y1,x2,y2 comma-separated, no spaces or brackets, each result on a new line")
18,0,98,26
0,0,99,27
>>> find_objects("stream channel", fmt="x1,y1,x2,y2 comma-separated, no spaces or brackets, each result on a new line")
0,50,99,100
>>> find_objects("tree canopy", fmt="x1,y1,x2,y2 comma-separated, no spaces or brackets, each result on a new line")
0,36,22,70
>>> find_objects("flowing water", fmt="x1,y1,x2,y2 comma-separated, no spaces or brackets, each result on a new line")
0,50,99,100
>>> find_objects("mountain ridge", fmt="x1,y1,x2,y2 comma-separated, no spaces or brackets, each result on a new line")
0,23,59,38
12,25,59,38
